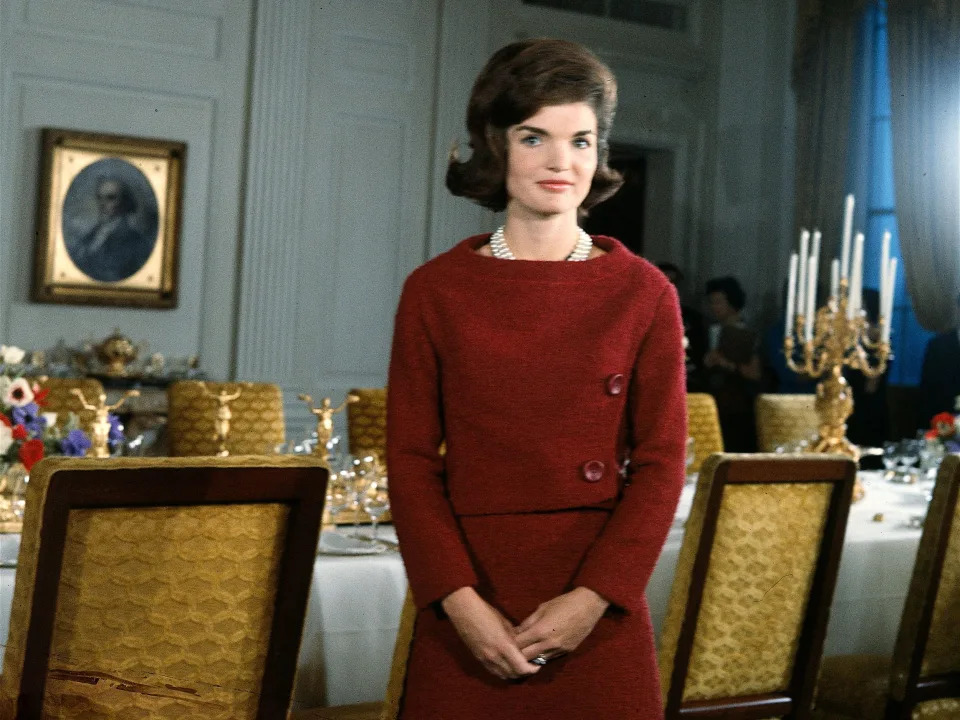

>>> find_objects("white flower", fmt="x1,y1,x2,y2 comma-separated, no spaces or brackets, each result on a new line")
0,346,25,365
5,378,34,408
0,425,12,455
42,412,58,427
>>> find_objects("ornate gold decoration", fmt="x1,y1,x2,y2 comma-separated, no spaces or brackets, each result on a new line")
0,463,28,529
784,277,890,462
93,330,138,376
71,388,140,458
298,393,359,469
197,382,243,457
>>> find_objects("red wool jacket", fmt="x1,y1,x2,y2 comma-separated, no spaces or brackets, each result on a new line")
386,234,687,613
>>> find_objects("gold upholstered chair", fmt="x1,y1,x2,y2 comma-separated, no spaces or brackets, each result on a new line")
347,388,387,460
0,455,327,720
813,454,960,720
31,377,104,435
289,590,416,720
659,453,857,718
686,393,724,473
167,380,285,456
756,393,819,452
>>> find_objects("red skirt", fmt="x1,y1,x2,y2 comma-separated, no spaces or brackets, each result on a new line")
399,509,664,719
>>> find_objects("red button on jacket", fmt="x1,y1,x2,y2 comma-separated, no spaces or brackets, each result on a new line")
605,373,625,395
582,460,605,482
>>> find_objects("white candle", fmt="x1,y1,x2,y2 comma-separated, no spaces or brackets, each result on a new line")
883,258,898,343
806,253,819,343
880,230,891,324
830,258,840,299
811,229,822,275
785,253,798,339
849,232,864,319
797,229,810,322
841,194,854,279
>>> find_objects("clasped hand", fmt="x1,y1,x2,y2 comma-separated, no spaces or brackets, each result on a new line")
441,586,609,680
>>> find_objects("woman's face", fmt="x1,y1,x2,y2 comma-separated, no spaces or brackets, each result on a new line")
504,102,599,219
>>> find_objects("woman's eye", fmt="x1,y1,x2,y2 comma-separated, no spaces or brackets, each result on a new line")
520,135,541,147
573,137,591,149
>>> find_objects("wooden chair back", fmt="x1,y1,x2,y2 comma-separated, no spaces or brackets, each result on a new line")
884,454,960,718
755,394,819,452
0,455,327,720
659,453,856,719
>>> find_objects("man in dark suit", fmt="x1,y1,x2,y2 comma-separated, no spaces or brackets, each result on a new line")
917,301,960,430
66,177,154,282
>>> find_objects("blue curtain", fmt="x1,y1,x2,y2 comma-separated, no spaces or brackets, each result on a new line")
847,0,932,386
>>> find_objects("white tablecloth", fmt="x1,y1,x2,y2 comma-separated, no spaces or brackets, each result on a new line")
0,471,930,708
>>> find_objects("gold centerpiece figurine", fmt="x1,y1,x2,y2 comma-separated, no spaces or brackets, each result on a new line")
71,388,140,458
783,195,897,478
198,382,244,457
299,392,359,469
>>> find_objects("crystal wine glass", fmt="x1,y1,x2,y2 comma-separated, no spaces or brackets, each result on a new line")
361,476,390,542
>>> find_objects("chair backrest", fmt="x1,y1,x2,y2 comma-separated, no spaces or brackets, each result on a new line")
0,455,327,720
658,453,856,719
755,394,819,452
167,380,285,456
686,393,724,473
380,590,417,720
31,377,105,435
347,388,387,461
886,454,960,719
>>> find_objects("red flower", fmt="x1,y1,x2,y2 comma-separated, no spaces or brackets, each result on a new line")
0,415,10,428
18,438,44,471
11,424,27,441
33,387,49,407
930,412,956,439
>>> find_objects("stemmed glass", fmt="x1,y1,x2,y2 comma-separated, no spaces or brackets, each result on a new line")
325,466,353,527
361,475,390,542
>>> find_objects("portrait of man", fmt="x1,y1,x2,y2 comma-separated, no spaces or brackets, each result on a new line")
61,158,159,283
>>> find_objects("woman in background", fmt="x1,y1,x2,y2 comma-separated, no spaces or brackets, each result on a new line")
387,38,686,719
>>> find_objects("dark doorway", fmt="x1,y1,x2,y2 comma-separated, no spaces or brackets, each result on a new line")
582,145,647,256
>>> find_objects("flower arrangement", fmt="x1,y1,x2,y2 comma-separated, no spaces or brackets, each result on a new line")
0,345,97,472
923,398,960,454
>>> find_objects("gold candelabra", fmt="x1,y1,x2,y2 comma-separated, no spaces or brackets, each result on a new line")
198,382,244,457
298,392,358,469
71,389,140,458
784,277,890,462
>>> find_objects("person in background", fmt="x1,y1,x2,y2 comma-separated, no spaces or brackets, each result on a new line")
917,293,960,430
657,262,706,381
701,276,761,451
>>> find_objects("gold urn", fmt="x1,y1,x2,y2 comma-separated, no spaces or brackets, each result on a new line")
94,330,138,376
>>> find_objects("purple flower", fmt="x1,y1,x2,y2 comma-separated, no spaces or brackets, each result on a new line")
107,414,125,449
12,403,46,436
60,429,92,457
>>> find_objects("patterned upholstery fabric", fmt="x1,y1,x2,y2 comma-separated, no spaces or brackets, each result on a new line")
686,393,724,473
31,377,104,435
814,455,960,719
755,393,818,452
167,381,285,456
659,453,834,712
347,388,387,460
0,455,322,720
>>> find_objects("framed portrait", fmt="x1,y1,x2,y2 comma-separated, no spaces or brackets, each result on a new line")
32,129,185,308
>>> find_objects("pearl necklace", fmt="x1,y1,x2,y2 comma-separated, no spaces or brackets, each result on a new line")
489,226,593,261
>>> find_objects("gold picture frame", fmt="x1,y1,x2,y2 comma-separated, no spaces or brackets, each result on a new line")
32,129,185,308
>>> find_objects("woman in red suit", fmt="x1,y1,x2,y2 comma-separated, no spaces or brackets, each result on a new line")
387,38,687,719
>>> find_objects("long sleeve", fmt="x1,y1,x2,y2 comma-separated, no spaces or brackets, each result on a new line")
573,284,687,613
386,275,479,609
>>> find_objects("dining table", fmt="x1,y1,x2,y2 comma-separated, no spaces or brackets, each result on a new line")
0,470,932,709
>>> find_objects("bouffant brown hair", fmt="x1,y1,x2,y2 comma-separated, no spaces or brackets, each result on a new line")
447,38,623,213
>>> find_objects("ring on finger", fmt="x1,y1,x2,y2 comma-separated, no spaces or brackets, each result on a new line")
530,653,548,666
